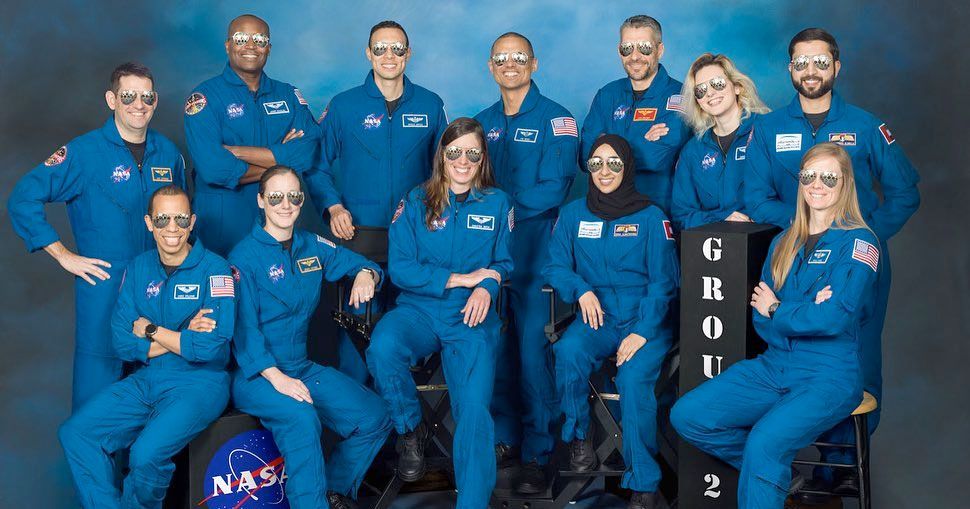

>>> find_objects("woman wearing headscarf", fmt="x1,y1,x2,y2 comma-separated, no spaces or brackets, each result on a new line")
543,134,679,509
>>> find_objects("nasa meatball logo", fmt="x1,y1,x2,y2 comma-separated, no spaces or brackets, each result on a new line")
145,281,162,299
701,152,717,170
486,128,502,142
198,429,289,508
362,113,384,129
613,105,630,120
227,103,245,119
268,264,285,283
112,165,131,183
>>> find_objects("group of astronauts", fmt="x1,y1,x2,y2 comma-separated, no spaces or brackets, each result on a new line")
8,11,920,509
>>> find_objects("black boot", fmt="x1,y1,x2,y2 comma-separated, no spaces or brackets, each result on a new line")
797,477,834,505
832,470,860,496
568,437,598,472
627,491,658,509
326,490,358,509
396,422,428,482
495,443,520,469
514,460,547,494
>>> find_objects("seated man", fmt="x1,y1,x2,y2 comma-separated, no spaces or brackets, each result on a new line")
59,185,235,508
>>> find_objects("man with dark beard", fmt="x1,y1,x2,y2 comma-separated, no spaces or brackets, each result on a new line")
580,15,691,215
743,27,920,503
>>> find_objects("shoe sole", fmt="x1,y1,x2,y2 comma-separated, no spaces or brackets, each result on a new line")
397,466,427,483
515,484,547,495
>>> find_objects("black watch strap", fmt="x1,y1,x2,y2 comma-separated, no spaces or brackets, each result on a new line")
145,323,158,340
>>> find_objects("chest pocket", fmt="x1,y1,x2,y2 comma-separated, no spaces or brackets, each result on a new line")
460,211,499,263
261,97,298,138
166,281,205,329
506,136,544,191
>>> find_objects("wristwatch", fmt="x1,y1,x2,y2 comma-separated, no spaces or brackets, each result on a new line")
768,302,780,319
362,267,380,284
145,323,158,340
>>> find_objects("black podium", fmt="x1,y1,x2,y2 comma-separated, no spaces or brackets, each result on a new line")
677,222,778,508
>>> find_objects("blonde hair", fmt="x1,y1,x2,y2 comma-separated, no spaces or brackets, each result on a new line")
770,143,874,290
682,53,770,137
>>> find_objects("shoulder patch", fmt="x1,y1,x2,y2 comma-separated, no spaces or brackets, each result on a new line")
315,234,336,248
391,199,405,224
662,220,675,241
550,117,578,137
508,207,515,232
851,238,879,272
230,265,241,282
209,275,235,297
666,94,686,112
878,123,895,145
294,88,308,106
318,105,329,123
185,92,207,116
44,146,67,166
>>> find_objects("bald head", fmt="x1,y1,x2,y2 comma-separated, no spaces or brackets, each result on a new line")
491,32,534,56
228,14,269,38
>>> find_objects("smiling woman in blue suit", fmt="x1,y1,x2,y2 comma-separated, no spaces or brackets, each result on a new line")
671,142,880,509
228,165,390,509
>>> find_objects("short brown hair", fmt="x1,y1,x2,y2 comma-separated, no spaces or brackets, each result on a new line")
110,62,154,92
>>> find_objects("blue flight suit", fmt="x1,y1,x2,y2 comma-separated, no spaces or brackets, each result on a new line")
544,199,679,492
313,71,448,382
671,227,879,508
367,186,514,509
580,65,692,214
184,64,322,256
671,113,758,230
743,92,919,463
59,241,234,509
229,225,391,509
474,81,578,463
7,118,186,409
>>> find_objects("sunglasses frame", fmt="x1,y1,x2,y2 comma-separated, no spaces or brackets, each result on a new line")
444,146,483,163
118,89,157,106
693,76,728,100
231,31,270,48
371,41,408,57
586,156,624,174
618,40,655,57
791,54,833,72
798,169,842,188
263,190,306,207
152,213,191,229
491,51,531,67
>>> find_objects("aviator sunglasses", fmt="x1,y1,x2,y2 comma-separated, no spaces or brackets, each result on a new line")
798,169,842,188
231,31,270,48
152,213,191,229
263,190,305,207
444,146,483,163
586,156,624,173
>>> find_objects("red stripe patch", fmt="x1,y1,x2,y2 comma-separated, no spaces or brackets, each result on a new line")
878,123,895,145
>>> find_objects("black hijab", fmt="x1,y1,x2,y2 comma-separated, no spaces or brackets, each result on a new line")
585,134,653,221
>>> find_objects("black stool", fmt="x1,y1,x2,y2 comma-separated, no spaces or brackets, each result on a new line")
793,391,876,509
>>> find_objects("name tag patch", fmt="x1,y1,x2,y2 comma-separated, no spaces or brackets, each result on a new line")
613,224,639,237
297,257,322,273
633,108,657,121
263,101,290,115
828,132,857,146
808,249,831,264
174,284,200,300
578,221,603,239
151,167,173,182
402,113,429,128
775,133,802,152
467,214,495,231
513,128,538,143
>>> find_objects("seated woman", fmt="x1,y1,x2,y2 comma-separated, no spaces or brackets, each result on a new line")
543,134,679,509
228,165,390,509
670,142,880,508
366,117,514,509
671,53,770,230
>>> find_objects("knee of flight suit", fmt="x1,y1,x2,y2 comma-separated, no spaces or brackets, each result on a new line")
670,393,711,441
58,417,86,455
741,429,791,491
615,366,656,404
127,440,174,487
273,406,324,447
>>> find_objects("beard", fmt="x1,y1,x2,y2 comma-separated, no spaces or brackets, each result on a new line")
792,73,835,99
625,61,655,82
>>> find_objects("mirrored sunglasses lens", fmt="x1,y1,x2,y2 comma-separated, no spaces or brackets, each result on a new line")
174,215,191,228
266,192,284,206
694,84,708,100
512,52,529,64
607,159,624,172
372,44,387,56
445,147,462,161
252,34,269,47
821,173,839,188
492,53,508,66
141,92,157,105
813,56,831,70
288,192,305,206
799,171,816,185
619,44,634,57
232,32,249,46
465,149,482,163
793,56,810,71
587,158,603,172
711,78,727,90
637,42,653,55
391,44,407,57
153,215,170,228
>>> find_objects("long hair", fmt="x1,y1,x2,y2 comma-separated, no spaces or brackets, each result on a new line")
682,53,770,137
770,143,873,290
423,117,495,229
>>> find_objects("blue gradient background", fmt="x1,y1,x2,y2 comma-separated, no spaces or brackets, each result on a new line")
1,1,967,507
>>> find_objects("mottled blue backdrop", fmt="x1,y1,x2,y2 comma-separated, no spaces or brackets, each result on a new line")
1,1,967,507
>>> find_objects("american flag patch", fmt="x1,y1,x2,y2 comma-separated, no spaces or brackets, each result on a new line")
294,88,308,106
851,239,879,272
210,275,235,297
662,220,675,240
508,207,515,231
666,94,686,112
550,117,578,137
